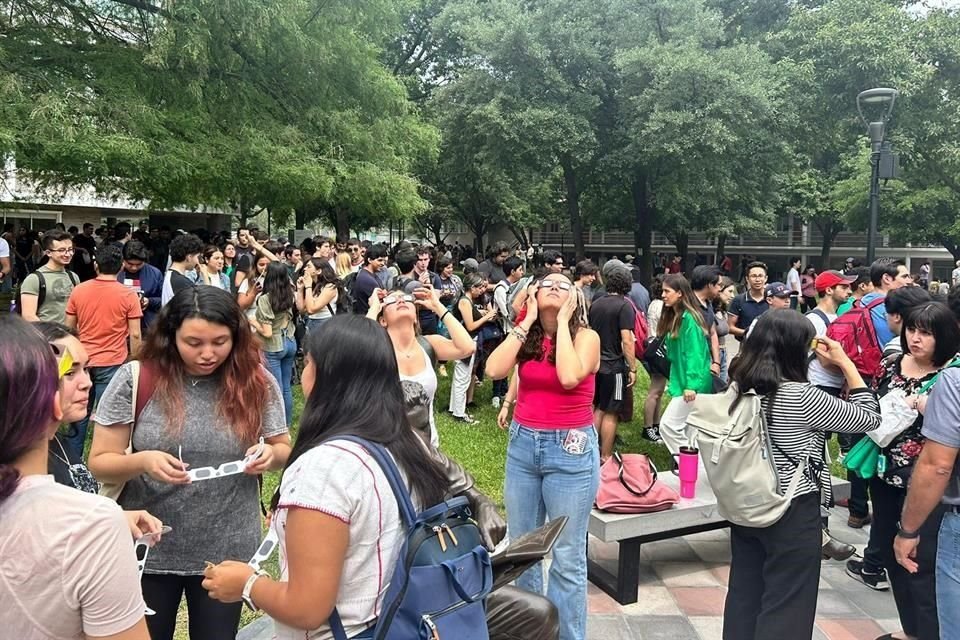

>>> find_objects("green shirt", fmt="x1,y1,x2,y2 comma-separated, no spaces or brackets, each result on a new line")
836,299,855,316
255,295,295,352
664,310,713,396
20,265,76,323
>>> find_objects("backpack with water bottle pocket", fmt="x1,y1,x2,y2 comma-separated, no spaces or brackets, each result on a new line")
327,435,492,640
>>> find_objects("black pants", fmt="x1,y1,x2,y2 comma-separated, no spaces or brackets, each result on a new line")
869,477,943,639
141,573,243,640
723,492,822,640
837,432,871,518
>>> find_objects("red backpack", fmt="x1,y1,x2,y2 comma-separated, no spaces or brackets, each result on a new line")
825,298,886,379
624,298,649,358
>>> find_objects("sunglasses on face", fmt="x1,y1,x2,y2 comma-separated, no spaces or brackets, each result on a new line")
382,294,416,306
539,279,572,291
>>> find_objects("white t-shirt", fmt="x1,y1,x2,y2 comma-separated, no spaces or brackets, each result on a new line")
787,268,801,296
399,344,440,447
0,237,9,259
0,476,145,639
952,267,960,286
805,309,844,388
273,441,409,640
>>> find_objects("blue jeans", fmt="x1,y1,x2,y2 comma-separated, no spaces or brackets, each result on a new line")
306,316,329,334
264,337,296,425
504,422,599,640
938,510,960,639
66,364,121,459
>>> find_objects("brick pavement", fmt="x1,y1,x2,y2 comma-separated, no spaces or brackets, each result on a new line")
239,507,898,640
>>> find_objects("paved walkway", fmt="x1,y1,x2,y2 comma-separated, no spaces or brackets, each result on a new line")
239,507,897,640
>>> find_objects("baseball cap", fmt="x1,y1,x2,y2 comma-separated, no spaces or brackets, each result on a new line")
624,254,636,262
815,270,856,292
845,257,855,264
602,258,629,278
764,282,791,298
461,258,479,271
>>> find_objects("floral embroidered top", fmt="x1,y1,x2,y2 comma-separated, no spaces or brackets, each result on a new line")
875,355,940,488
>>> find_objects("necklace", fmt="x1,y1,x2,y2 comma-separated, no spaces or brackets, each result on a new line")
189,377,202,387
50,436,71,466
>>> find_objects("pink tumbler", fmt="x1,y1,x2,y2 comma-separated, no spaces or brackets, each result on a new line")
671,446,699,499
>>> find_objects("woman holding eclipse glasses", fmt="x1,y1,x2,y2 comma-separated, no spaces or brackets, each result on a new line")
88,286,291,640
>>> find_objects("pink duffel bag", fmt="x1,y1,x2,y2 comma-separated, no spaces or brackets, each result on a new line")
595,452,680,514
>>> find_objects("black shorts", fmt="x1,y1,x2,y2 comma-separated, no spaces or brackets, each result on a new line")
594,371,630,415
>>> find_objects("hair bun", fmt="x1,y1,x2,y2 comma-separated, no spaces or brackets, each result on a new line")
0,463,21,502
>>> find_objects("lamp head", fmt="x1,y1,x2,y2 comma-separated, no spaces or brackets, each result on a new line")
857,87,899,126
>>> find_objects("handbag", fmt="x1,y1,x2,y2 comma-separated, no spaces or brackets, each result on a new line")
643,335,670,378
595,452,679,513
842,437,881,480
869,388,918,448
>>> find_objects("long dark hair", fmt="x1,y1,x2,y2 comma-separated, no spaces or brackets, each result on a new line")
729,309,815,395
262,261,294,315
658,274,705,338
901,302,960,367
517,276,588,365
0,317,60,501
139,287,268,444
275,315,449,509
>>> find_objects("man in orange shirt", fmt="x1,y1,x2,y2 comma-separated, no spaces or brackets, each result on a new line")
64,244,143,458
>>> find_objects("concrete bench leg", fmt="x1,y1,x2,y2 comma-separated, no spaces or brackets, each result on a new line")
586,537,641,605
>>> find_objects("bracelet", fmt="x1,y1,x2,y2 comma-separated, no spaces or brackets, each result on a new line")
511,327,527,342
896,521,920,539
503,399,516,406
440,310,451,323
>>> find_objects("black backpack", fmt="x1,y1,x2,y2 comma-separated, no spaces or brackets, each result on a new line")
341,271,360,313
14,269,79,315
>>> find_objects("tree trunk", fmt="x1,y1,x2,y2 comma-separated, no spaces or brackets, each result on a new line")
630,174,654,284
674,232,689,273
816,219,840,267
294,207,307,229
560,155,586,261
334,208,350,243
939,237,960,262
716,233,727,264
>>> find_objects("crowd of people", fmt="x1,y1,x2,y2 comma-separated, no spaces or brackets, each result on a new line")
5,219,960,640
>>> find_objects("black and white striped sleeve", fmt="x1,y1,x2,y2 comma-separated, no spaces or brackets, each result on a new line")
800,385,880,434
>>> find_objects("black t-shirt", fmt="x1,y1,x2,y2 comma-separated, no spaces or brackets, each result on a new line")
588,294,636,374
729,292,769,341
353,268,380,314
699,298,717,330
170,270,195,296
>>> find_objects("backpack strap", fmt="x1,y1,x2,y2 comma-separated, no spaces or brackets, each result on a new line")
65,269,79,287
135,361,157,424
416,335,438,369
330,435,418,528
806,308,830,327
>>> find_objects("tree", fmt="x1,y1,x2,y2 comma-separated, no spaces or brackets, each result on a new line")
4,0,436,235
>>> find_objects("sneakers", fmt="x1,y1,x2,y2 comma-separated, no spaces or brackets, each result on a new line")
846,559,890,591
491,396,501,409
848,513,872,528
452,413,478,425
642,425,663,443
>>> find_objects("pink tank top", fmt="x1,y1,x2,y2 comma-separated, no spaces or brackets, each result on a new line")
513,337,596,430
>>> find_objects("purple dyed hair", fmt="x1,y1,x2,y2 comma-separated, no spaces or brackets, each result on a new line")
0,316,59,501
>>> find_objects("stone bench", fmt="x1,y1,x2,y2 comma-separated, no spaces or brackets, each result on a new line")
587,471,851,605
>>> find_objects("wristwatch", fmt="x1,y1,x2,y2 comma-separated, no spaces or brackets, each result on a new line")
896,521,920,539
242,569,267,611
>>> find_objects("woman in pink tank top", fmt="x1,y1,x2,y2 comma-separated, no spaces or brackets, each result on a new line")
486,272,600,640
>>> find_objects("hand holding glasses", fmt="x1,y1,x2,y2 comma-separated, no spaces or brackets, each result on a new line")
134,525,173,616
177,437,266,482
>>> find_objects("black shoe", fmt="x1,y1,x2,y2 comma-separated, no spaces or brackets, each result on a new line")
845,559,890,591
642,426,663,443
822,536,856,561
614,434,626,448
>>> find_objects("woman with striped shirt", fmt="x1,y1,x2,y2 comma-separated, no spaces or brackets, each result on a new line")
722,309,881,640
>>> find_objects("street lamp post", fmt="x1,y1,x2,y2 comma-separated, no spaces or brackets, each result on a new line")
856,87,899,264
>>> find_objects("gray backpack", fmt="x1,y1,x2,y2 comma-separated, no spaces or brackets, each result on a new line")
686,383,811,528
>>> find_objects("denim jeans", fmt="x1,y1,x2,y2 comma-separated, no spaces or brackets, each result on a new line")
66,364,121,459
305,316,328,335
937,510,960,639
263,337,296,425
504,422,600,640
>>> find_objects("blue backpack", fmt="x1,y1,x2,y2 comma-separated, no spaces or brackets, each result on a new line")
328,436,493,640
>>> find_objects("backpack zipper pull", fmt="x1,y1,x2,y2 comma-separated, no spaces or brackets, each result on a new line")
422,614,441,640
442,523,459,547
433,525,448,552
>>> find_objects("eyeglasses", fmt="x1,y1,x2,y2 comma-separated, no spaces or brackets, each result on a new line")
248,526,280,571
382,294,415,306
178,437,265,482
539,279,572,291
350,247,361,253
48,248,75,255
